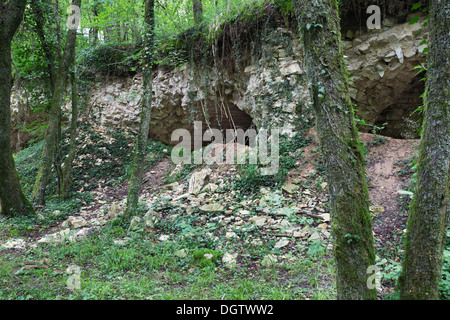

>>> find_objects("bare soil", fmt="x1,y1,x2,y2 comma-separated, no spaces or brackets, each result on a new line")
295,128,419,249
359,133,418,248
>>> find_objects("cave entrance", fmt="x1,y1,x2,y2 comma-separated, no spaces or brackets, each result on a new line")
191,100,255,149
372,73,424,139
355,66,425,140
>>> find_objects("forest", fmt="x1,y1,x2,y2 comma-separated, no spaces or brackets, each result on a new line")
0,0,449,302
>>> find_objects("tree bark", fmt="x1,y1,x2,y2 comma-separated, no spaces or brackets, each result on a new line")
293,0,377,299
124,0,155,218
29,0,57,91
32,0,82,205
193,0,203,25
0,0,35,216
397,0,450,300
91,0,99,45
61,69,79,199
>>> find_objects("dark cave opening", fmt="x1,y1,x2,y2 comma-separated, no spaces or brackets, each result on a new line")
372,73,425,139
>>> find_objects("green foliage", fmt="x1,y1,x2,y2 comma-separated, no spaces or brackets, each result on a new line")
11,0,301,82
377,258,402,289
152,206,218,249
154,40,187,69
233,163,285,194
307,239,326,257
232,131,312,195
66,128,135,192
344,233,361,244
13,123,168,201
146,140,170,166
370,122,388,136
409,2,429,28
101,247,143,272
80,44,141,77
395,153,419,211
2,0,354,301
86,0,144,44
0,215,40,238
43,194,94,218
276,0,295,18
394,157,418,190
20,120,49,146
12,0,58,84
193,249,223,268
12,38,49,84
439,228,450,299
408,2,429,136
156,0,275,40
13,140,45,197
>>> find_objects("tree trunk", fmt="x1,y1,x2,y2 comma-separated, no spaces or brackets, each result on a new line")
0,0,35,217
92,0,99,45
397,0,450,300
29,0,57,91
54,0,62,60
193,0,203,25
124,0,155,219
32,0,82,205
293,0,377,300
61,69,79,199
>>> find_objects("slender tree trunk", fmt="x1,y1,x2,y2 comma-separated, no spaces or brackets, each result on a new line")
61,69,79,199
193,0,203,25
115,20,121,43
54,0,62,60
93,0,99,45
397,0,450,300
0,0,35,217
55,93,64,197
29,0,57,91
124,0,155,219
33,0,82,205
293,0,377,300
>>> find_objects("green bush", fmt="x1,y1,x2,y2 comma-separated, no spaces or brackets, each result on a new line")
80,44,141,77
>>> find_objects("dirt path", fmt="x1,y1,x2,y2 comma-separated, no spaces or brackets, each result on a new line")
297,129,419,248
359,133,419,246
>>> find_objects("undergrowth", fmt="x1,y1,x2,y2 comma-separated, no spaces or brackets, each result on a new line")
232,128,312,196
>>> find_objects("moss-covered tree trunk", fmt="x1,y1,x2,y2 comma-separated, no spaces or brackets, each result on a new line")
33,0,82,205
193,0,203,25
397,0,450,300
0,0,35,217
124,0,155,219
293,0,377,300
61,69,79,199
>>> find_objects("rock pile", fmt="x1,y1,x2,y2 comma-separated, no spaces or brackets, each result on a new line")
1,163,333,267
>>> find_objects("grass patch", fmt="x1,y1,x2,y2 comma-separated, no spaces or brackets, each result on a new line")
0,200,335,300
